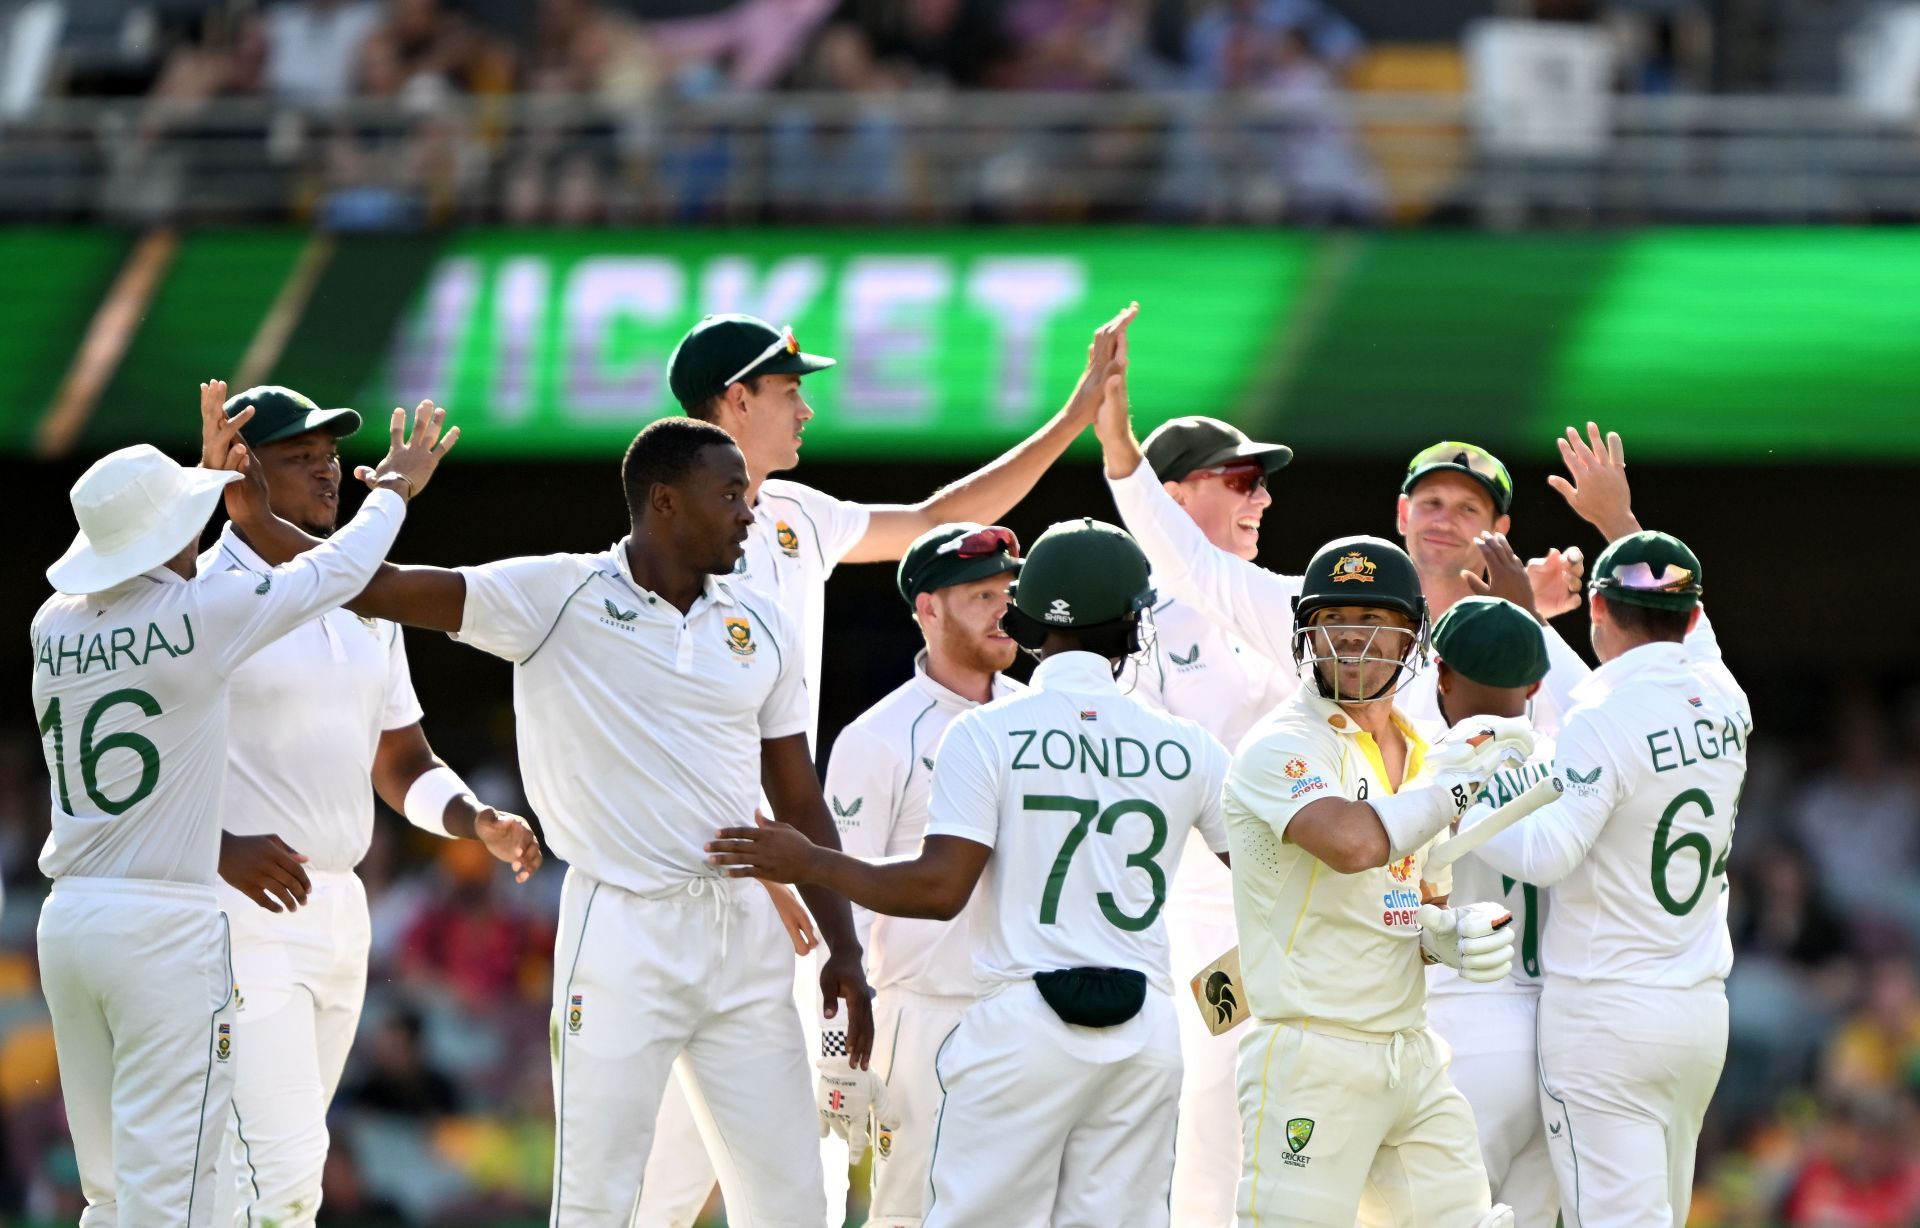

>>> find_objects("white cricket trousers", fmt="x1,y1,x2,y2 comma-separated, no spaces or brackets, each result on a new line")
866,985,973,1228
634,945,849,1228
1536,978,1727,1228
1424,992,1557,1228
1167,903,1243,1228
38,877,238,1227
1236,1020,1489,1227
551,868,823,1228
925,981,1182,1228
211,869,371,1228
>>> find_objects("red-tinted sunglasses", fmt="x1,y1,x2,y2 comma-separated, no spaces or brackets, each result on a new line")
937,525,1021,559
1190,461,1268,497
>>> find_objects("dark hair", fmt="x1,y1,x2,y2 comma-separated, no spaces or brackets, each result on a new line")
1597,593,1692,641
622,418,737,521
685,375,762,424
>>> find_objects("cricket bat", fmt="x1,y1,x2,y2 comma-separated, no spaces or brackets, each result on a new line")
1425,775,1563,875
1189,776,1562,1036
1190,946,1250,1036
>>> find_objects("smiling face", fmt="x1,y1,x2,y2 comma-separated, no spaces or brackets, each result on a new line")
1396,471,1510,580
1301,604,1416,702
921,573,1019,675
253,427,344,535
1167,463,1273,560
665,443,757,575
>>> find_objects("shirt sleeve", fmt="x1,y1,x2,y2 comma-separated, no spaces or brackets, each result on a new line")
1463,707,1629,888
755,605,810,741
1223,721,1341,840
822,722,905,951
196,489,407,675
449,554,591,663
381,623,425,731
1106,462,1301,668
1531,625,1594,739
1193,731,1233,855
773,480,872,574
925,713,1002,850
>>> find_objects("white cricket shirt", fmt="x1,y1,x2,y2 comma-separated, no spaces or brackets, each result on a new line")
1126,592,1298,931
451,541,808,896
1425,744,1555,1000
925,651,1231,997
205,524,425,873
824,651,1022,997
32,490,408,885
733,478,871,741
1225,686,1441,1033
1464,634,1750,990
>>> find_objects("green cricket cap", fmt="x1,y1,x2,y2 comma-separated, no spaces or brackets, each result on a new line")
223,385,361,447
1589,530,1703,611
667,314,836,411
1432,596,1549,688
1010,518,1155,629
897,523,1023,606
1142,416,1292,483
1402,440,1513,515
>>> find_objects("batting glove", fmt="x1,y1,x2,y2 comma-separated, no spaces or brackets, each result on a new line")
1418,901,1514,983
816,1027,892,1162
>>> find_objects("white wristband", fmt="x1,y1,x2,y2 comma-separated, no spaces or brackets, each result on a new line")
403,766,471,838
1370,784,1460,862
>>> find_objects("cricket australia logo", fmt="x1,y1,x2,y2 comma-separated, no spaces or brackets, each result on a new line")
1284,1118,1314,1166
1045,598,1073,624
600,599,639,631
775,521,801,559
724,617,756,657
1330,552,1377,583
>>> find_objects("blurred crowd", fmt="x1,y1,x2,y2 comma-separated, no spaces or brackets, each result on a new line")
0,670,1916,1224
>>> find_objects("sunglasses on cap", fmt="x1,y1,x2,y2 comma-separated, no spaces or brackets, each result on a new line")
1406,441,1514,502
721,325,802,389
1189,461,1268,497
1591,561,1700,595
936,525,1021,559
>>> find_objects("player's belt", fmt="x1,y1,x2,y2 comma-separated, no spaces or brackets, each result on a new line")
1263,1017,1417,1046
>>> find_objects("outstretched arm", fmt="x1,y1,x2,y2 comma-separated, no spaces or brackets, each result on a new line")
709,825,992,923
373,722,542,882
839,303,1138,563
1548,422,1641,543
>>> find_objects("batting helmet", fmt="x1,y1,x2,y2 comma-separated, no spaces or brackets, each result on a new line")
1291,535,1429,703
1002,518,1156,658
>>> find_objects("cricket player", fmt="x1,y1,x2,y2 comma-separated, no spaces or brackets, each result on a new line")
334,416,873,1227
708,518,1234,1228
1224,531,1529,1227
30,393,451,1226
1421,596,1560,1227
195,383,541,1228
820,522,1025,1225
644,304,1136,1226
1116,415,1296,1226
1457,530,1750,1228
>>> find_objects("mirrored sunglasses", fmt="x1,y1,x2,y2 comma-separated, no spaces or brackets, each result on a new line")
1190,461,1268,497
1593,561,1699,594
721,326,802,389
936,525,1021,559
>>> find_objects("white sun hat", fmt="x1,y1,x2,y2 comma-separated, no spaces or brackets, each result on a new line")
48,444,240,595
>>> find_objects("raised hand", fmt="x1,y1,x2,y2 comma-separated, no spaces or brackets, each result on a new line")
353,400,460,501
1525,546,1585,620
1065,301,1141,426
201,379,272,524
1547,422,1640,542
1461,531,1539,617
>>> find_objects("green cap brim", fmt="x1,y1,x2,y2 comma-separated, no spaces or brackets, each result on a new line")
245,407,363,447
901,553,1022,605
749,352,836,380
1403,463,1509,513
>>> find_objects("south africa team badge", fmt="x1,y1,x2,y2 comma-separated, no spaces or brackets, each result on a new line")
568,994,584,1034
775,521,801,558
724,617,756,657
216,1024,232,1063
